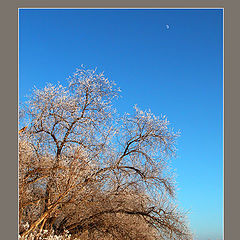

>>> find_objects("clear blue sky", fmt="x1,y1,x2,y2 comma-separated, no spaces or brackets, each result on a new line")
19,9,223,240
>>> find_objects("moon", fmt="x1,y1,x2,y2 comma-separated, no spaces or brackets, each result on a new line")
166,24,170,29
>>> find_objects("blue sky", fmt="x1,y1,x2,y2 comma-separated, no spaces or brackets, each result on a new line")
19,9,223,240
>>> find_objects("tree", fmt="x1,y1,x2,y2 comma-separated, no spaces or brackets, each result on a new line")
19,67,192,240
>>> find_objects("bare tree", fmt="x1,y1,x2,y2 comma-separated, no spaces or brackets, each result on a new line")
19,67,192,240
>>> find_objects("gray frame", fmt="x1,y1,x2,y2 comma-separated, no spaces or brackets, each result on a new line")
1,1,236,239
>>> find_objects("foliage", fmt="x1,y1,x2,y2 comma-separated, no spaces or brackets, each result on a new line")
19,67,192,240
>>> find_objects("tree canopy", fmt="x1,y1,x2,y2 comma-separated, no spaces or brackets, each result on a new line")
19,67,192,240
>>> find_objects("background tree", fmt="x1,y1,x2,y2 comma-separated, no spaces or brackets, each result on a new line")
19,67,192,240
